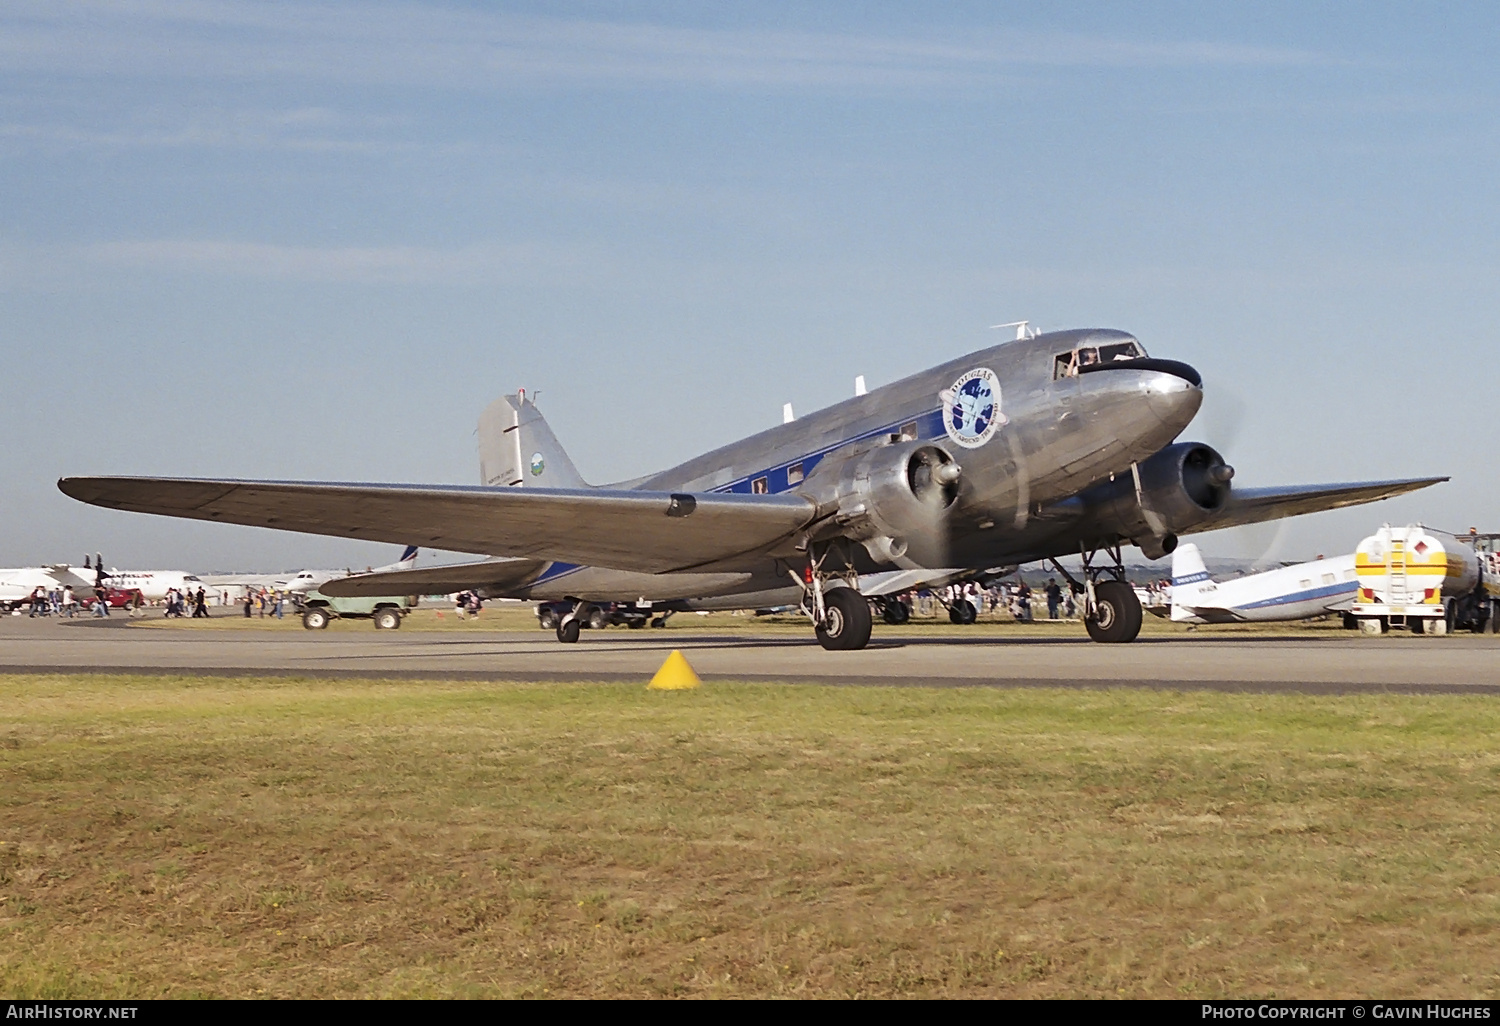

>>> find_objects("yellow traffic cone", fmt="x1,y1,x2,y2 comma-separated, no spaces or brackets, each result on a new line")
648,650,701,690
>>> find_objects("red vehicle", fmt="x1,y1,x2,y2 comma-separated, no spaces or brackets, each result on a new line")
98,588,145,609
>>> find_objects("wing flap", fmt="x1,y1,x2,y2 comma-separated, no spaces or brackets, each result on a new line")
58,477,817,574
1193,477,1447,533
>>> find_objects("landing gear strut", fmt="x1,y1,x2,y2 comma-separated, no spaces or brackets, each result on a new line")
791,543,872,651
1050,543,1142,644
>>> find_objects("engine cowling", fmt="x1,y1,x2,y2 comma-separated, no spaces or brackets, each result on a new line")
798,440,962,568
1081,442,1235,559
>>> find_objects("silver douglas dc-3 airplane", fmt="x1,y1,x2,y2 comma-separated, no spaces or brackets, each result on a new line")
59,329,1444,650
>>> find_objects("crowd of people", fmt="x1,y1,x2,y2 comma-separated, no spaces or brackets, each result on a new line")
901,577,1079,621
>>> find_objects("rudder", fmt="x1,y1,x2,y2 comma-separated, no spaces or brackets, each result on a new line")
478,392,588,488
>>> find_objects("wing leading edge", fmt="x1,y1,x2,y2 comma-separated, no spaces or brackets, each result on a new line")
1192,477,1447,534
57,477,817,575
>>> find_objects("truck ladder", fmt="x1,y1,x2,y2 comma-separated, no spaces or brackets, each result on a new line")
1388,538,1409,605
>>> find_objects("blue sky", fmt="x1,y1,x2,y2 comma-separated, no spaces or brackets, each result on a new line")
1,2,1494,570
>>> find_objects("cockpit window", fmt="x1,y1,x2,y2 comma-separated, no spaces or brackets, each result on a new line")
1053,339,1146,379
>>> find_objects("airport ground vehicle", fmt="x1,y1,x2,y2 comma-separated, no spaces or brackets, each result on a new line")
301,588,412,630
536,600,657,631
1351,525,1499,635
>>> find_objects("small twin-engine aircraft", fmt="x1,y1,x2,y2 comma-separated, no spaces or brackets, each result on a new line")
59,328,1444,649
1166,543,1358,624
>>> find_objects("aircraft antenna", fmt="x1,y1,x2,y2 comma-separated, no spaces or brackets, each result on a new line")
989,320,1037,340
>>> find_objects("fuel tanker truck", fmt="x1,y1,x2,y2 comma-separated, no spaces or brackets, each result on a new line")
1351,524,1500,635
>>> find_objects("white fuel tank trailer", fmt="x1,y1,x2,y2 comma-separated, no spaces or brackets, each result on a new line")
1352,524,1497,635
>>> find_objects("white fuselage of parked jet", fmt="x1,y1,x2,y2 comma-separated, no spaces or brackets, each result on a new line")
1169,543,1358,624
0,567,71,608
71,569,208,601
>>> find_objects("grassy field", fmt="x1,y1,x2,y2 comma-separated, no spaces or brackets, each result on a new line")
132,603,1356,639
2,674,1497,998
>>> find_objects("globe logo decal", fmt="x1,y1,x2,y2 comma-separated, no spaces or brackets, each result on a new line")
939,368,1006,448
529,452,546,476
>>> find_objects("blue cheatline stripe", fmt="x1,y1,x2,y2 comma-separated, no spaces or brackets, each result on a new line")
712,407,946,495
1171,571,1213,586
1237,581,1358,611
534,561,582,585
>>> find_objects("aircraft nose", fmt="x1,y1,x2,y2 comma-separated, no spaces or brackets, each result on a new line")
1141,366,1203,430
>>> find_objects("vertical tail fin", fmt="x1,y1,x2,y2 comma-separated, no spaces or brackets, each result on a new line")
478,392,588,488
373,546,419,573
1169,542,1212,621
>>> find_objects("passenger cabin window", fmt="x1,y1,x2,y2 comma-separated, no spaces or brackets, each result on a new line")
786,463,804,485
752,477,769,494
1053,340,1146,379
1322,573,1335,586
899,421,918,442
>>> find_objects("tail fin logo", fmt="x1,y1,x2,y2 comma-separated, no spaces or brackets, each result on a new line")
529,452,546,476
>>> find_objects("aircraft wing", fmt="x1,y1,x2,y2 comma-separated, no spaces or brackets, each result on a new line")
57,477,817,575
319,558,548,597
1191,477,1447,533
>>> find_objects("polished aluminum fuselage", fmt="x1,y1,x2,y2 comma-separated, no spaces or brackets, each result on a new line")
515,328,1203,607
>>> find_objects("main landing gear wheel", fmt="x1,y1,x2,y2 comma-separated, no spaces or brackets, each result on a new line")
816,588,873,651
882,601,911,626
1085,580,1142,643
556,619,581,644
948,599,977,625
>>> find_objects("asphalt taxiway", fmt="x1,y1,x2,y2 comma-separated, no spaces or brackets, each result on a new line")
1,617,1497,693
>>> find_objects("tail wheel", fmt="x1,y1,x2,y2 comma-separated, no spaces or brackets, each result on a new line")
1085,581,1142,643
556,619,581,644
816,588,872,651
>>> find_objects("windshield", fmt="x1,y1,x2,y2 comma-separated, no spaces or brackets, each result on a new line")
1053,339,1146,379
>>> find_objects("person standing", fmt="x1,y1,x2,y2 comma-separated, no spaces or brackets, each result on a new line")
243,591,254,618
62,585,75,618
193,587,209,618
1046,578,1062,621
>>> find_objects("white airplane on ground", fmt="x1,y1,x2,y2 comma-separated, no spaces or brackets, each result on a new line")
201,546,419,595
0,567,73,610
1168,543,1358,624
44,555,209,602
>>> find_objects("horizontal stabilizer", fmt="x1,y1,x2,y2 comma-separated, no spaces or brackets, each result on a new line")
320,558,547,597
58,476,817,574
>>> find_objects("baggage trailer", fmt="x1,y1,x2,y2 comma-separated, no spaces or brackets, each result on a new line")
1352,524,1499,635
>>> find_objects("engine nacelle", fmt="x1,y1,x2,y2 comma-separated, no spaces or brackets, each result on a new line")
1081,442,1235,559
798,440,962,568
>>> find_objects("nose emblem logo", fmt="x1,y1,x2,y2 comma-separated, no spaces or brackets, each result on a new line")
939,367,1006,448
529,452,546,476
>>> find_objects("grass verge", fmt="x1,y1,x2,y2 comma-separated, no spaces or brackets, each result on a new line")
2,674,1496,998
